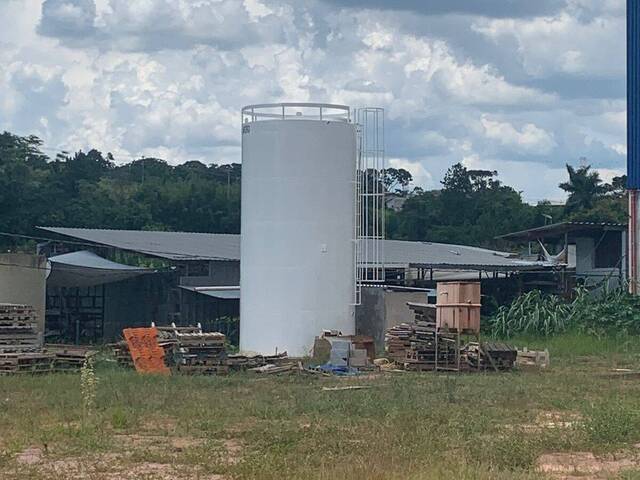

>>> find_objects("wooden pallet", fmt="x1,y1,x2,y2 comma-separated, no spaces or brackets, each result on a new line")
0,352,55,375
177,364,229,375
45,344,97,371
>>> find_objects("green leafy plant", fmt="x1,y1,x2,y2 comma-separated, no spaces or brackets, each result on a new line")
489,287,640,337
490,290,575,337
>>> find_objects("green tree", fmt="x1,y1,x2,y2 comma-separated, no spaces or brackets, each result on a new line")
559,164,607,214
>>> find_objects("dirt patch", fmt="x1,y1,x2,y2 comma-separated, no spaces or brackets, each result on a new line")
223,439,243,465
11,453,228,480
109,462,226,480
509,410,583,433
537,450,640,479
171,436,206,451
140,415,178,434
114,433,206,453
15,446,44,465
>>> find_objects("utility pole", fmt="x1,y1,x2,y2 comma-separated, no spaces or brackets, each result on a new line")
628,0,640,294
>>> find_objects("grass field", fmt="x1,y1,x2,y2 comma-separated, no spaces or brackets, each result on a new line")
1,333,640,479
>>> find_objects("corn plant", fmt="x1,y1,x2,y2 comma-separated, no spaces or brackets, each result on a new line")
490,287,640,338
490,290,575,337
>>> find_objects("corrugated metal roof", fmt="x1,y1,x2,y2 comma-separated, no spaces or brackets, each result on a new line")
378,239,547,270
40,227,240,261
39,227,548,270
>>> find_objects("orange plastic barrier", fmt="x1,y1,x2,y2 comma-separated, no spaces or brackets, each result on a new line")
123,327,170,375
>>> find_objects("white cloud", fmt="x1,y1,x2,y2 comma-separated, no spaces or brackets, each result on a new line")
610,143,627,156
481,115,557,155
388,157,434,189
595,167,625,184
0,0,628,202
473,10,624,77
462,154,568,203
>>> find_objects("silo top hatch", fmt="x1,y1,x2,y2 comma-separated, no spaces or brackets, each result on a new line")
242,103,350,123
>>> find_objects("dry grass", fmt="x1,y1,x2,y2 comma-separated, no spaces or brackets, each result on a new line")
0,333,640,479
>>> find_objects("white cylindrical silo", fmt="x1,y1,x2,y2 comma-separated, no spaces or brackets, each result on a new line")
240,103,356,356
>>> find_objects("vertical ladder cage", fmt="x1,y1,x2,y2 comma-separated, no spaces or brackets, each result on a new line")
354,107,385,305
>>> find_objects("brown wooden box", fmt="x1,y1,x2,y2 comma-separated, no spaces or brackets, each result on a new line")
436,282,481,333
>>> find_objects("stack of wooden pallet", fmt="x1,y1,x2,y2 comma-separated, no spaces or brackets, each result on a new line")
464,342,517,371
0,352,55,375
173,329,228,375
0,304,55,375
0,304,41,353
45,344,96,372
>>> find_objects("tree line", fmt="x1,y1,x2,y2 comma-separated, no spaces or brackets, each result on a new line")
0,131,626,251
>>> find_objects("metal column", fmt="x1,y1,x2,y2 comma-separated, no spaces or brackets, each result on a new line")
628,0,640,293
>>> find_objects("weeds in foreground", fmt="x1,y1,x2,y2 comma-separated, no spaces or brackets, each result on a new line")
80,357,98,416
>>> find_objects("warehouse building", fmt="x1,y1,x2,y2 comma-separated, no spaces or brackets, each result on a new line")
35,226,552,346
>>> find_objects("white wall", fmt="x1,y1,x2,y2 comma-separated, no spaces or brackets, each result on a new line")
574,233,624,289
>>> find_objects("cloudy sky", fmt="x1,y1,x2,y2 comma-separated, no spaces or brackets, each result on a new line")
0,0,627,202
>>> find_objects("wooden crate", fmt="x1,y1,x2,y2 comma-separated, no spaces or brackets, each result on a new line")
436,282,481,333
437,282,480,305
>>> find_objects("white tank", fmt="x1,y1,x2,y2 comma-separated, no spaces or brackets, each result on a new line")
240,103,356,356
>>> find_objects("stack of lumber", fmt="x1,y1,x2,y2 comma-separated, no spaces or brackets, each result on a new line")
45,344,97,371
384,323,415,362
384,320,458,371
0,352,55,375
0,304,41,353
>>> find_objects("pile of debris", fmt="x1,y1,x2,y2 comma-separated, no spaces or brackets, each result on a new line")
0,304,55,375
227,352,289,370
113,323,295,375
385,301,517,372
309,331,375,374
